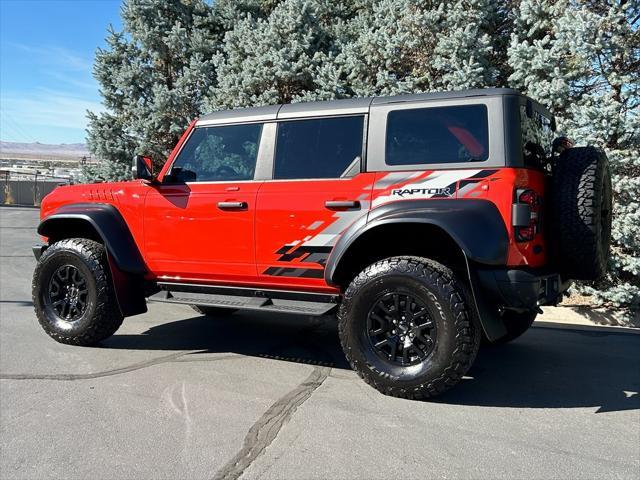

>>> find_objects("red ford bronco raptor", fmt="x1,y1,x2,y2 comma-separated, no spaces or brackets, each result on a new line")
32,88,612,399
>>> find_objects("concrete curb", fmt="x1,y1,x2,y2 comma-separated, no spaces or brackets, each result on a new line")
0,204,40,209
533,321,640,335
537,306,639,334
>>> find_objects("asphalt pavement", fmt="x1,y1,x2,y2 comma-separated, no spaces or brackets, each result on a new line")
1,206,639,480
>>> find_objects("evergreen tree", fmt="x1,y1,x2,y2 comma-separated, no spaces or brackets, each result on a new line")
508,0,640,312
87,0,220,175
205,0,357,109
333,0,499,96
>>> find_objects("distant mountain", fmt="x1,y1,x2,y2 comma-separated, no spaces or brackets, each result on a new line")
0,141,90,161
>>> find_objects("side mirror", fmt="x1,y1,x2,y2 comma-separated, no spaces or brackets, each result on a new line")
133,155,153,180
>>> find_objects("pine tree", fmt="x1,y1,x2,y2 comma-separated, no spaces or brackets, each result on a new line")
87,0,220,176
508,0,640,313
205,0,357,109
333,0,499,96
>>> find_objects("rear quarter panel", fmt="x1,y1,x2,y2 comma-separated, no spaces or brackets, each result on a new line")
369,167,547,268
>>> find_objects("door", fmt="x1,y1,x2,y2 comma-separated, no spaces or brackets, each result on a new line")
255,115,376,291
144,123,264,284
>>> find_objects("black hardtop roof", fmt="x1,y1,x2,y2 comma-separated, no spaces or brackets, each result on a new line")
196,88,545,125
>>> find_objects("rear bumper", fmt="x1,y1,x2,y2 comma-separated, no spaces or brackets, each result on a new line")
476,268,571,310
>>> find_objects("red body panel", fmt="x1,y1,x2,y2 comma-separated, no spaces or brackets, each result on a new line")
143,181,261,283
40,154,548,292
368,168,547,267
255,174,376,291
39,181,149,254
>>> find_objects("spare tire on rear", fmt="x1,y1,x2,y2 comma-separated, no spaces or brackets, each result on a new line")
549,146,612,280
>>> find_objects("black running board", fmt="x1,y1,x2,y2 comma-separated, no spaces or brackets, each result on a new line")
148,282,340,316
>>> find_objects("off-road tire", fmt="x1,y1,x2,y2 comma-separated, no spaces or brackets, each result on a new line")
190,305,237,317
550,146,612,280
338,256,481,399
32,238,123,345
486,310,537,345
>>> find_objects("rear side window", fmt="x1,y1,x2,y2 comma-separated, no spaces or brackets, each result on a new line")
274,116,364,179
385,105,489,165
171,124,262,182
520,104,554,168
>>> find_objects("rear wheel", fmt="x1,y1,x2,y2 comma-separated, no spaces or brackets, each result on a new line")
32,238,123,346
338,256,480,399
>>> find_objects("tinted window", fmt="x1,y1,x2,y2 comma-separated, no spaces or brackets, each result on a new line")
274,116,364,179
170,124,262,182
520,104,553,168
385,105,489,165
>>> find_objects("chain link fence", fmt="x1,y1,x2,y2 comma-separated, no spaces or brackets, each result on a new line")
0,171,71,207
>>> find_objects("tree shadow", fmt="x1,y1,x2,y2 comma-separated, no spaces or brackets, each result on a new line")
568,305,640,328
102,312,640,413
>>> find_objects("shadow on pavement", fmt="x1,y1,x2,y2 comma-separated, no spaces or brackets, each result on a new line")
103,312,640,413
569,305,640,328
441,327,640,413
103,311,349,369
0,300,33,306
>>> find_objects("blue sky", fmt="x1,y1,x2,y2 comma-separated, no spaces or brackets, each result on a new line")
0,0,122,144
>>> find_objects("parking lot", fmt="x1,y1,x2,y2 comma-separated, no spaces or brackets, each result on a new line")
1,205,639,479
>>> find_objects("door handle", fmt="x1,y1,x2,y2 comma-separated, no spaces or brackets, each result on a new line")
217,201,247,210
325,200,360,209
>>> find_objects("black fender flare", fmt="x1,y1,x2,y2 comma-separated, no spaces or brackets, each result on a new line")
38,203,147,317
38,203,146,275
325,199,510,341
325,199,509,285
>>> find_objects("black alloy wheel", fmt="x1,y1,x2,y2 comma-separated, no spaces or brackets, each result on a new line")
32,238,124,345
46,264,89,322
338,256,481,400
367,292,437,366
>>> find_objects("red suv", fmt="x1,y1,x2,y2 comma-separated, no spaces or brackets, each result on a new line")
31,88,612,399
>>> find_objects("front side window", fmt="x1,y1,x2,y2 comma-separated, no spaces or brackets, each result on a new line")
170,124,262,182
385,105,489,165
274,116,364,179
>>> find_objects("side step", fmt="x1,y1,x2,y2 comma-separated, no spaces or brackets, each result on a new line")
148,282,340,316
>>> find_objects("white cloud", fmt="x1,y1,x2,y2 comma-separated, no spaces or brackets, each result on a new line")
0,43,104,142
1,87,104,131
10,43,93,72
46,70,97,92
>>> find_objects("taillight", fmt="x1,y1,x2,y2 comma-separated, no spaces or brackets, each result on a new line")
513,189,542,242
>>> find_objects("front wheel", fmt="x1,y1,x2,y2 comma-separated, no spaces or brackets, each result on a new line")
32,238,123,346
338,256,481,399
